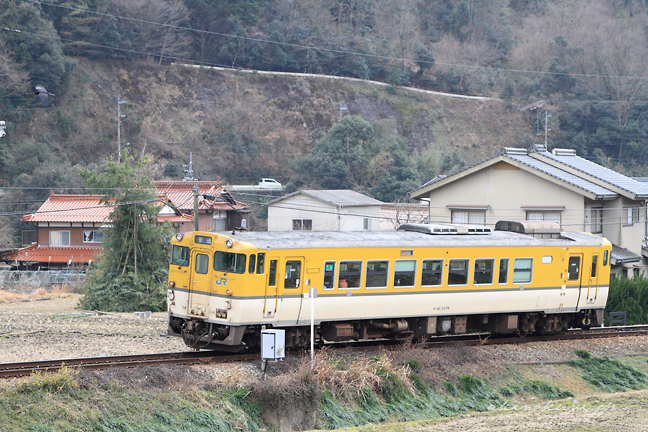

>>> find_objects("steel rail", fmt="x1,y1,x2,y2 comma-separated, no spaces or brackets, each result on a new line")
1,325,647,379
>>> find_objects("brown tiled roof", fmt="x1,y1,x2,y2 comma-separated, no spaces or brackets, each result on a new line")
0,244,101,264
155,180,246,211
22,194,113,223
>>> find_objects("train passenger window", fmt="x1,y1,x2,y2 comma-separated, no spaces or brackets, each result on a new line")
421,259,443,286
284,261,301,288
268,260,277,286
603,250,609,266
256,253,265,274
323,261,336,290
195,253,209,274
339,261,362,289
473,259,494,285
498,258,509,284
568,256,580,281
394,260,416,287
366,260,388,288
512,258,533,283
214,251,246,274
249,254,256,274
591,255,598,278
171,245,190,266
448,259,469,285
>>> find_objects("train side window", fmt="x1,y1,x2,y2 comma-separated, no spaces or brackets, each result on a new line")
256,253,265,274
268,260,277,286
214,251,246,274
394,260,416,287
284,261,301,289
421,259,443,286
603,250,609,266
248,254,256,274
513,258,533,283
339,260,362,289
366,260,389,288
498,258,509,284
448,259,469,285
591,255,598,278
568,256,580,281
171,245,190,266
195,253,209,274
474,258,494,285
323,261,336,290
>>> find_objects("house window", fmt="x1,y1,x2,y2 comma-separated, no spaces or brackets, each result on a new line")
364,217,370,230
49,230,70,247
591,208,603,234
526,211,561,225
292,219,313,230
624,207,640,226
451,210,485,225
83,230,103,243
213,218,226,231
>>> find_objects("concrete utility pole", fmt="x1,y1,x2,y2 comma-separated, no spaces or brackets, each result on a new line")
545,111,552,147
193,185,200,232
0,121,5,138
117,97,127,162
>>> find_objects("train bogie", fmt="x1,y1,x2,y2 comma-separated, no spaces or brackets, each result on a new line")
166,222,611,351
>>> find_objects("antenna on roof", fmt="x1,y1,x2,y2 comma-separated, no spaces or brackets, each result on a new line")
183,152,198,181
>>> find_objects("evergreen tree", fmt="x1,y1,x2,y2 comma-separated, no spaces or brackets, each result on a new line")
78,155,172,312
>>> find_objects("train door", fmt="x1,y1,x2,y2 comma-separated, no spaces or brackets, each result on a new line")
188,249,211,317
567,253,584,310
276,257,304,323
263,257,279,318
585,253,599,304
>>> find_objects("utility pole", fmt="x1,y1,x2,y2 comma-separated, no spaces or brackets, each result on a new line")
117,97,127,162
545,110,552,147
0,121,5,138
193,185,200,232
183,153,196,181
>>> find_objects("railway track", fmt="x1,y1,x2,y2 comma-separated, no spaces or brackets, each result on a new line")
2,325,647,379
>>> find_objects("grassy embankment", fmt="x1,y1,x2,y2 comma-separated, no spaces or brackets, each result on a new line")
1,348,647,432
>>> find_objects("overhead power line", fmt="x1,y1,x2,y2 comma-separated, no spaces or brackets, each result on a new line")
26,0,648,82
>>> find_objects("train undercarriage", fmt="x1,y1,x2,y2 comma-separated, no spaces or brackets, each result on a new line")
168,309,604,352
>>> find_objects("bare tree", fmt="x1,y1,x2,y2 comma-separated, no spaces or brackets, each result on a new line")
110,0,192,63
0,39,29,99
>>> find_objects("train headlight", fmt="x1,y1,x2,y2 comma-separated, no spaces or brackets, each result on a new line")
174,233,183,241
225,239,233,248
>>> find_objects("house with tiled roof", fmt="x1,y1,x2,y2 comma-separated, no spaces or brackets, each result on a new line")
267,190,383,231
410,145,648,277
155,180,248,231
1,180,246,270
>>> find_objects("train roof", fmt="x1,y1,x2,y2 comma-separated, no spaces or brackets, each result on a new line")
214,228,609,251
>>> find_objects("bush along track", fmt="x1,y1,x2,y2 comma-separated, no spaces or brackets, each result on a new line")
3,349,648,431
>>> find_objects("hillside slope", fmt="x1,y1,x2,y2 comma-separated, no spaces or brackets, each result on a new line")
16,58,530,189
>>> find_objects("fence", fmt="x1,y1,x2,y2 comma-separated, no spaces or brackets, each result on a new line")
0,270,86,293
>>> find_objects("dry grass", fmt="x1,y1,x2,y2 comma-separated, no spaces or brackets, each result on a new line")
0,286,71,303
309,349,414,399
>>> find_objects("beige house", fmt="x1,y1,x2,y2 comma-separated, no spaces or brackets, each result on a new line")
267,190,383,231
410,145,648,277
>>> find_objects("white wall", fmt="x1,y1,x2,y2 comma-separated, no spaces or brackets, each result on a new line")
268,194,381,231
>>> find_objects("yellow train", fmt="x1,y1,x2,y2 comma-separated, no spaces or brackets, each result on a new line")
166,221,611,351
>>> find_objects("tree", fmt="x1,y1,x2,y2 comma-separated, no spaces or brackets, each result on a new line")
78,155,172,312
295,116,374,189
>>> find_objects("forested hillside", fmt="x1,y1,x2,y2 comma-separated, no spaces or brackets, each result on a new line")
1,0,648,246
